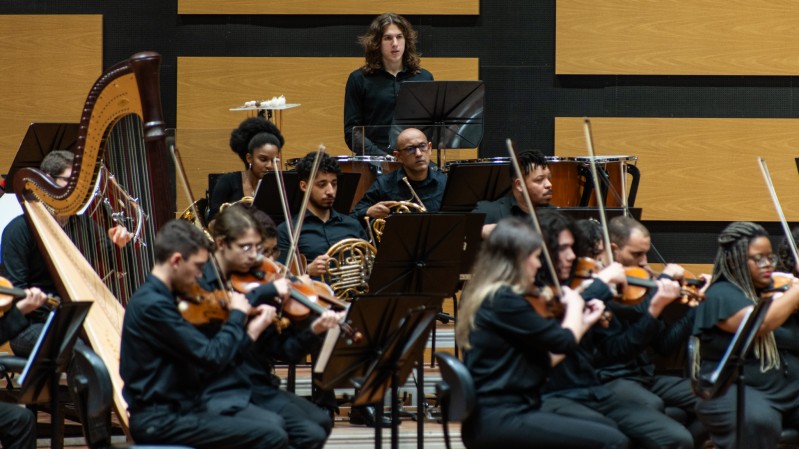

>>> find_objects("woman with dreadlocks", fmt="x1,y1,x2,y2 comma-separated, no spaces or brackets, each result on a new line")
693,221,799,449
456,217,629,449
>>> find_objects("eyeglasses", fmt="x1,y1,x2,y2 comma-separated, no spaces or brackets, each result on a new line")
400,142,429,155
748,253,778,269
232,242,265,255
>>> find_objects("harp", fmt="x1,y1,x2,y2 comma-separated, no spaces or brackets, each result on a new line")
13,52,173,432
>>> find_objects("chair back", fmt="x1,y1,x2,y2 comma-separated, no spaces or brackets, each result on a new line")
434,352,475,422
67,344,113,449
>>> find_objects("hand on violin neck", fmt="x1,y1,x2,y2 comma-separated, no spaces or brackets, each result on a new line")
647,279,682,317
660,263,685,280
273,278,291,301
16,287,47,315
597,262,627,288
247,304,277,341
582,299,607,328
229,291,252,315
311,310,345,335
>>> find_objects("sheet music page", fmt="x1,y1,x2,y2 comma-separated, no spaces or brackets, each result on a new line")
313,326,341,374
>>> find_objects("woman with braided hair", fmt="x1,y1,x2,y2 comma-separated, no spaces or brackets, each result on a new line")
693,221,799,449
208,117,286,220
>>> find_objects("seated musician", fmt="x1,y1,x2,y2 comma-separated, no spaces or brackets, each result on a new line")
120,220,283,449
456,217,630,449
208,117,284,220
593,216,705,446
0,287,47,449
276,152,368,277
351,127,446,223
534,209,694,449
199,204,339,449
0,150,131,357
472,150,552,238
344,13,433,156
776,225,799,276
693,222,799,449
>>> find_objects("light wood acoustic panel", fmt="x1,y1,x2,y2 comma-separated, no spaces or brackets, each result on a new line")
176,57,479,212
555,117,799,222
557,0,799,75
0,15,102,178
179,0,478,15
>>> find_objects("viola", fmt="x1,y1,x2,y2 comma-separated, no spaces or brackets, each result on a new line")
0,276,60,317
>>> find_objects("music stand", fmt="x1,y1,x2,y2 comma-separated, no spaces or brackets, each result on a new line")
695,297,772,449
314,295,442,449
440,162,511,213
18,301,92,449
392,81,485,167
367,214,467,297
252,171,360,224
4,123,79,192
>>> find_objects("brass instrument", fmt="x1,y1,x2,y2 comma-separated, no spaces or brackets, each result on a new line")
365,176,427,244
321,238,377,300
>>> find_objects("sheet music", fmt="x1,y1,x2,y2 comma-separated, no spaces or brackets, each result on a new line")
313,326,341,374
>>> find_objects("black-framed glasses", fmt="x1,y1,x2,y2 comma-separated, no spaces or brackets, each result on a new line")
401,142,429,155
748,253,778,269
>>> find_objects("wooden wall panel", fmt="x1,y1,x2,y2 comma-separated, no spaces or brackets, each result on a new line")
0,15,102,178
557,0,799,75
178,0,478,15
555,117,799,222
176,57,479,210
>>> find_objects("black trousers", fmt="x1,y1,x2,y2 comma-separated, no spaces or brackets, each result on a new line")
461,401,630,449
0,403,36,449
542,394,694,449
10,323,42,358
130,404,289,449
252,388,332,449
695,384,799,449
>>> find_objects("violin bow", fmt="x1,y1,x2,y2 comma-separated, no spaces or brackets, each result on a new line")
506,139,564,299
270,153,300,273
285,146,325,275
757,157,799,267
582,118,616,265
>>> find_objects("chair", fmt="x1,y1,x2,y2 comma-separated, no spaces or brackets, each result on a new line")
66,344,191,449
434,352,475,449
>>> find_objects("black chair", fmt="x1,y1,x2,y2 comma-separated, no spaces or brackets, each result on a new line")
434,352,475,449
66,344,191,449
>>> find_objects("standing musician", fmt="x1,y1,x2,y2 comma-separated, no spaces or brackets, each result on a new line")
208,117,285,220
595,215,705,447
120,220,282,449
199,204,340,449
535,209,694,449
456,217,629,449
276,152,367,278
351,127,446,222
344,13,433,156
0,287,47,449
472,150,552,238
693,222,799,449
0,150,131,357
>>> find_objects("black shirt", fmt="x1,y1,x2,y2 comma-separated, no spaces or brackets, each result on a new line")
693,279,799,403
120,274,251,412
1,215,56,293
463,285,578,407
276,209,367,266
344,67,434,156
208,171,244,221
472,194,526,225
351,167,448,222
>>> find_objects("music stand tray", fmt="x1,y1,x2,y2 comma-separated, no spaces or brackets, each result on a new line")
252,171,360,223
19,301,92,404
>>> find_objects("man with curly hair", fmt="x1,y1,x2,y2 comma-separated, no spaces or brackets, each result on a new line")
344,13,433,156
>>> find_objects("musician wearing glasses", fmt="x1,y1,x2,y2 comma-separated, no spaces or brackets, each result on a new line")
351,127,446,223
692,222,799,449
276,153,367,277
344,13,433,156
473,150,552,238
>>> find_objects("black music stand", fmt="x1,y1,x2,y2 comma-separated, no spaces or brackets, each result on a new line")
252,171,361,223
392,81,485,166
5,123,79,192
440,162,511,213
315,295,442,449
18,301,92,449
694,297,772,449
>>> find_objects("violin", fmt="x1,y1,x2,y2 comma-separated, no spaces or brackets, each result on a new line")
570,257,658,306
761,272,799,298
524,286,565,320
0,276,60,317
229,258,361,342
